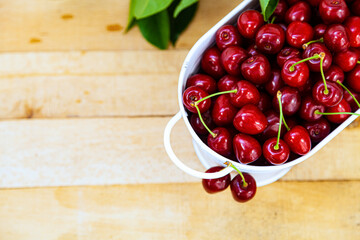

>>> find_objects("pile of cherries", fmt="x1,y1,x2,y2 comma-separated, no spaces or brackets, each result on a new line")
183,0,360,202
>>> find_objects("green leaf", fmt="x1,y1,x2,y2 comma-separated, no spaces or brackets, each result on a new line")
169,2,198,45
260,0,279,22
137,10,170,49
125,0,137,32
173,0,198,18
134,0,174,19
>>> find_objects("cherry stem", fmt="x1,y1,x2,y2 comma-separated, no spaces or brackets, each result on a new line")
358,61,360,64
270,16,276,24
224,161,248,188
194,89,238,138
336,80,360,109
319,52,329,95
314,110,360,116
289,53,321,72
274,91,283,150
302,38,323,50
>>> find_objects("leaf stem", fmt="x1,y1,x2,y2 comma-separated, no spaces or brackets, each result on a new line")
336,80,360,109
224,161,248,188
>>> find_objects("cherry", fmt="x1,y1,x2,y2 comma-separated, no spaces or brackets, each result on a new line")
346,65,360,92
299,95,326,121
265,69,284,96
352,0,360,15
229,80,260,108
201,47,226,79
284,125,312,155
319,0,350,24
190,111,215,135
276,47,301,67
303,118,331,142
259,110,287,140
285,1,312,24
323,98,352,123
212,95,238,126
286,21,314,48
272,0,289,22
221,46,248,76
334,49,359,72
323,24,350,53
345,16,360,48
302,43,332,72
202,166,231,194
263,138,290,164
297,77,313,94
215,25,242,51
233,133,262,164
207,127,233,157
230,173,257,202
237,10,264,39
272,86,301,116
312,80,343,107
255,24,285,54
246,44,260,56
324,65,344,83
183,86,211,113
257,92,272,112
233,104,268,135
314,24,327,39
241,54,271,85
343,87,360,110
217,75,240,92
186,74,217,94
281,57,309,88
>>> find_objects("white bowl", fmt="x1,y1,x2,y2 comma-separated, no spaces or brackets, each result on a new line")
164,0,360,186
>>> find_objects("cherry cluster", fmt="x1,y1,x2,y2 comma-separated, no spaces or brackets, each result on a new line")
183,0,360,171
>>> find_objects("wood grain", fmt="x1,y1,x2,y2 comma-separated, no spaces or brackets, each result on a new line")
0,117,359,188
0,182,359,240
0,0,240,52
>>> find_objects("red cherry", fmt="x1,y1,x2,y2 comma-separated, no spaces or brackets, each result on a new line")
221,46,248,76
303,118,331,142
201,47,226,79
229,80,260,108
272,86,302,116
183,86,211,113
212,95,238,126
265,69,285,96
347,65,360,92
230,173,257,203
263,138,290,165
324,65,344,83
312,80,343,107
325,98,352,123
241,54,271,85
323,24,350,53
237,10,264,39
286,21,314,48
334,49,359,72
215,25,242,51
233,104,268,135
297,77,313,94
190,111,215,135
351,0,360,15
319,0,350,24
186,74,217,94
276,47,301,67
255,24,285,54
284,125,312,155
343,87,360,111
302,43,332,72
299,95,326,121
202,166,231,194
233,133,262,164
207,127,233,157
259,110,288,140
314,24,327,39
272,0,289,22
246,44,261,56
285,1,312,24
281,57,309,88
217,75,240,92
345,16,360,47
257,92,272,112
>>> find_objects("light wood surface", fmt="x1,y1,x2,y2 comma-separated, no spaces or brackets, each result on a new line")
0,0,359,239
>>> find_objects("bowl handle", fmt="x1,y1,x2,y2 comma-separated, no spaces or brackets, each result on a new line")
164,111,233,179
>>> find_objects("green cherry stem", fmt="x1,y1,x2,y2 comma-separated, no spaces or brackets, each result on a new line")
224,161,248,188
194,89,238,138
318,52,329,95
276,91,291,131
289,53,321,72
336,80,360,109
270,16,276,24
274,91,284,150
314,110,360,117
302,38,324,50
357,61,360,64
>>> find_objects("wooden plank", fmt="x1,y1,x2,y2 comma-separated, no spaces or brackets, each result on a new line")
0,0,241,52
0,181,359,239
0,117,359,188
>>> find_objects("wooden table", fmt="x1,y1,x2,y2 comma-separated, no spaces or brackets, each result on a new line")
0,0,359,239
